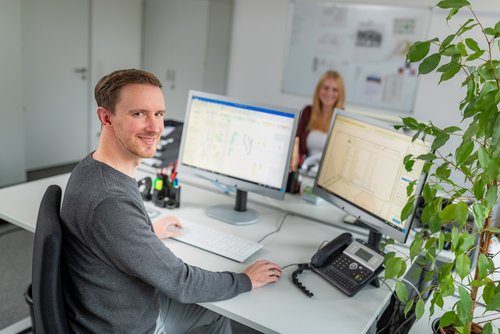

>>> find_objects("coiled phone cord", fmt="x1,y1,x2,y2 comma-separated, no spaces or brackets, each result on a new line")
292,263,314,298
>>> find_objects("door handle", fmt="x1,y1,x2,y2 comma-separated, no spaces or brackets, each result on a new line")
73,67,87,80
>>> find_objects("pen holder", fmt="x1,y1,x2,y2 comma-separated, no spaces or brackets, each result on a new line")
165,186,181,209
286,171,301,194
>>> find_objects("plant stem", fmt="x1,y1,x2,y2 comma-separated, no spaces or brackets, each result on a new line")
468,5,500,88
469,213,494,332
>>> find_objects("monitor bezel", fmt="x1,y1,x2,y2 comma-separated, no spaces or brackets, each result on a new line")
312,109,431,243
177,90,300,200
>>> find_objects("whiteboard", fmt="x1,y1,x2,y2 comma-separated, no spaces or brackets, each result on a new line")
283,2,431,113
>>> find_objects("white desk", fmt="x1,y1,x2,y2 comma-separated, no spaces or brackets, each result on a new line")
0,171,395,333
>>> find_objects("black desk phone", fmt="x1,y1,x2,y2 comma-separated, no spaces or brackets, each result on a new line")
293,232,385,297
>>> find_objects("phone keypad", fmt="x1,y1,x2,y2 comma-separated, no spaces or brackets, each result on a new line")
332,254,371,282
321,264,357,290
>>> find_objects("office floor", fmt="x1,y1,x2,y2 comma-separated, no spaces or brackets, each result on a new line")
0,162,261,334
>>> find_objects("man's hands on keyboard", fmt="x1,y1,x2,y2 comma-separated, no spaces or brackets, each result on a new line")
153,215,183,239
152,215,263,262
243,260,282,289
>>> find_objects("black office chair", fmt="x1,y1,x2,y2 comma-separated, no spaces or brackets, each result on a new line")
29,184,70,334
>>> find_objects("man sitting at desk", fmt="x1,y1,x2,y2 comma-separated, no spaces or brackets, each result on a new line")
60,69,282,333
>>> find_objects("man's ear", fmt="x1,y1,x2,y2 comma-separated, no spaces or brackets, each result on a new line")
97,107,112,126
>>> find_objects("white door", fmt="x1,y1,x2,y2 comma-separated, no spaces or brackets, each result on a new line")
22,0,90,170
143,0,210,121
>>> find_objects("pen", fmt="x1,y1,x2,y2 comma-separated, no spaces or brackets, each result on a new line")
172,160,178,180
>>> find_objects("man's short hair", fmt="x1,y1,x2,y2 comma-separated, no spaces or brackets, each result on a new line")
94,69,162,112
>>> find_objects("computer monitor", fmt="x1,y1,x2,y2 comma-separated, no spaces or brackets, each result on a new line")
313,110,431,246
177,90,299,225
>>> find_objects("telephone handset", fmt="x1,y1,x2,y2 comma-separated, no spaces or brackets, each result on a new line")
293,232,385,297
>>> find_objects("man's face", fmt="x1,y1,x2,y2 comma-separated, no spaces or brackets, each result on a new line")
109,83,165,159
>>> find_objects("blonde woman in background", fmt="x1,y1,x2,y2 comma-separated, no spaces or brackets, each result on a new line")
294,70,346,170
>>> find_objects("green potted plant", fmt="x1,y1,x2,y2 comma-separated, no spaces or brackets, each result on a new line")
383,0,500,333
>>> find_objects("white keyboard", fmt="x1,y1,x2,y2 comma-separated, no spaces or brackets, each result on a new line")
172,219,263,262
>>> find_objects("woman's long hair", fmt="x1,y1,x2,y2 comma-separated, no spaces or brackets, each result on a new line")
308,70,345,132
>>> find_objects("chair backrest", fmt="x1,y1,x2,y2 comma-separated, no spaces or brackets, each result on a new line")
32,184,70,334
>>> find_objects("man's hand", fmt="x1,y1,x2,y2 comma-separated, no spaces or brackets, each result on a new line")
243,260,282,289
153,216,183,239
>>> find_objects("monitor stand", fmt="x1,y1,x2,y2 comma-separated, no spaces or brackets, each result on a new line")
206,189,259,225
367,228,383,288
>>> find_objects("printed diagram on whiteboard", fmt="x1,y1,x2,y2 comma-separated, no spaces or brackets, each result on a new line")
283,3,430,113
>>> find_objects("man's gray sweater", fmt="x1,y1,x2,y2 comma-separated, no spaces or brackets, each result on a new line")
60,154,251,333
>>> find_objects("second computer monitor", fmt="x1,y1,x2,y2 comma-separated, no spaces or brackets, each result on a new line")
313,110,431,243
178,90,299,225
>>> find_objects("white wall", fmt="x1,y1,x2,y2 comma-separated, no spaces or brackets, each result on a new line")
89,0,143,149
204,0,234,94
0,0,26,187
142,0,233,121
228,0,499,130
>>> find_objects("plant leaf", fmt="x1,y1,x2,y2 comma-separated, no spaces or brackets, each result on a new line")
441,34,455,48
404,154,415,171
437,0,470,9
419,53,441,74
456,253,471,279
485,289,500,311
473,203,486,229
485,185,498,209
443,125,462,133
410,237,424,261
457,286,473,324
404,298,415,317
407,41,431,62
473,178,485,200
401,196,416,222
482,322,493,334
440,311,456,327
417,153,436,161
384,256,404,279
457,42,467,56
435,164,452,180
483,282,495,304
441,45,460,57
395,281,408,303
483,27,496,36
478,147,490,168
439,63,462,82
459,233,476,253
428,214,442,234
432,132,450,150
464,37,480,51
466,50,485,61
415,298,425,320
440,203,456,223
492,113,500,157
451,226,460,250
454,201,469,226
477,253,491,279
402,117,419,129
455,140,474,165
406,180,416,197
438,231,445,250
423,183,436,203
